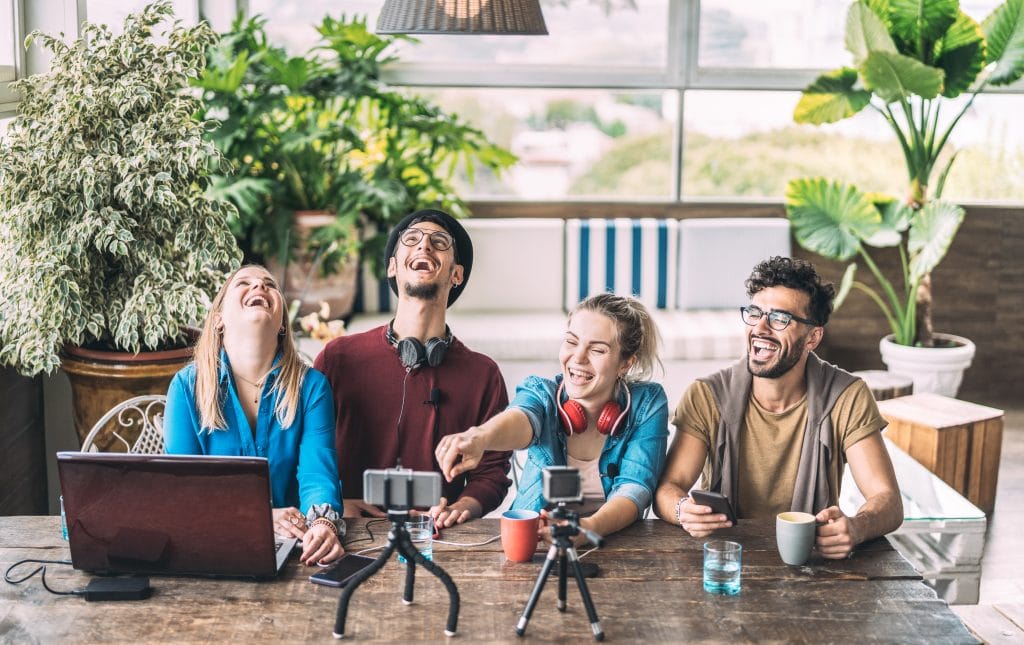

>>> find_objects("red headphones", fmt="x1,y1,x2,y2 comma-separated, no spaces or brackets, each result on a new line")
555,381,632,437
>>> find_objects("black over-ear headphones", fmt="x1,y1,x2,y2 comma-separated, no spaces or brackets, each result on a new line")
386,321,453,369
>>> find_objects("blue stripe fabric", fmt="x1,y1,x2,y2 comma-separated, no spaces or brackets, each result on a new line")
631,221,642,297
657,221,668,309
579,220,590,303
604,222,615,292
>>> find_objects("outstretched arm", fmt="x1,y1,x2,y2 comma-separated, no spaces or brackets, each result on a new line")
816,432,902,558
435,408,533,482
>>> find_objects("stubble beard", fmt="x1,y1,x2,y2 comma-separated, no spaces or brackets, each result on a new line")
404,282,441,301
746,334,807,379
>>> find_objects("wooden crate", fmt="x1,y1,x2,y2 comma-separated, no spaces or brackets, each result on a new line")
879,393,1004,515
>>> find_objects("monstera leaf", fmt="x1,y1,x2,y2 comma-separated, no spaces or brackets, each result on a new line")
983,0,1024,85
793,68,872,124
785,178,882,261
908,200,964,282
861,50,945,101
935,11,987,97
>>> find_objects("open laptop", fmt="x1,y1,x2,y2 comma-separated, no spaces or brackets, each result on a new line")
56,452,297,578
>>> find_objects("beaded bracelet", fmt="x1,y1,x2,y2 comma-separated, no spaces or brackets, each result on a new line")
674,495,689,528
310,517,339,536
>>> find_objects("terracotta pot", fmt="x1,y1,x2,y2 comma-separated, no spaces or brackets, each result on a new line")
60,334,196,450
270,210,359,319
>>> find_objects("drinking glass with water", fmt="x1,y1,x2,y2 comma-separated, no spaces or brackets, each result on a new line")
703,540,742,595
397,515,434,563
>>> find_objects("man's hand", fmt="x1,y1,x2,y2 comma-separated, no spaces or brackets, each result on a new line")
342,498,386,519
677,497,732,538
428,496,475,528
300,523,345,566
815,506,861,559
434,429,486,482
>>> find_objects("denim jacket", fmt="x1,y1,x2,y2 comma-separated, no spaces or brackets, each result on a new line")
509,375,669,514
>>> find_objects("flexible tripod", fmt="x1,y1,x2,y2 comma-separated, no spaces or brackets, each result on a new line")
515,503,605,641
332,481,460,639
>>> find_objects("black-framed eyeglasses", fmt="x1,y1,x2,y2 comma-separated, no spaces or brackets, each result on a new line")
399,227,454,251
740,305,818,331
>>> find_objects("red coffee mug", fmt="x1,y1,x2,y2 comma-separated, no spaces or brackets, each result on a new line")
501,509,540,562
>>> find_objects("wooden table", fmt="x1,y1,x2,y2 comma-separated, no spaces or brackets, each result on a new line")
1,516,976,643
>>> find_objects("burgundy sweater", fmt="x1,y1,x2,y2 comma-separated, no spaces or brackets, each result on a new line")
314,325,511,515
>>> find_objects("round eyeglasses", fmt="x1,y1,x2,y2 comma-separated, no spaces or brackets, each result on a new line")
740,305,818,331
399,227,454,251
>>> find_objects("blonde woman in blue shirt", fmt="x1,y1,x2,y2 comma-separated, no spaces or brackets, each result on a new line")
165,265,344,565
435,293,669,544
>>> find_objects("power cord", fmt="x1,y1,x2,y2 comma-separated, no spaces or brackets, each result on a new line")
4,559,78,596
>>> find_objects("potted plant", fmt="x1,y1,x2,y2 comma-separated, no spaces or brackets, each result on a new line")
195,13,515,318
0,1,241,447
784,0,1024,396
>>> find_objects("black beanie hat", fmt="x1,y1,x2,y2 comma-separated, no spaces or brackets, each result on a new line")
384,209,473,307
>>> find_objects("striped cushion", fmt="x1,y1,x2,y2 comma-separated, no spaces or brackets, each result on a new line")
565,218,678,310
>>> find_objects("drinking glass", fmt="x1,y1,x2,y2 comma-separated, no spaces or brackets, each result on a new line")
398,515,433,563
703,540,742,595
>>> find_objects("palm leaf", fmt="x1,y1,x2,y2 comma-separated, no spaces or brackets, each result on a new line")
908,200,964,281
794,68,873,124
935,11,986,97
846,1,898,64
983,0,1024,86
785,178,882,261
861,50,944,101
889,0,958,58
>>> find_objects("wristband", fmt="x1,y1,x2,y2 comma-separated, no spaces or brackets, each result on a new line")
310,517,339,536
674,495,689,528
306,503,345,537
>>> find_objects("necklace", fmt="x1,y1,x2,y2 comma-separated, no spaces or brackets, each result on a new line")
234,371,271,405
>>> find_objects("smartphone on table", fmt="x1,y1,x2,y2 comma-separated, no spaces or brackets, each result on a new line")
309,554,376,587
689,490,738,524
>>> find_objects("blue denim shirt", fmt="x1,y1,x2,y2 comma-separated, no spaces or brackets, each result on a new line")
165,352,342,514
509,375,669,514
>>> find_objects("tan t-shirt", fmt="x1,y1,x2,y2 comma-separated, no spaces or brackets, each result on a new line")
673,378,885,519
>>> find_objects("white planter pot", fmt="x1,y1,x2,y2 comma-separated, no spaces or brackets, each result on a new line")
878,333,976,398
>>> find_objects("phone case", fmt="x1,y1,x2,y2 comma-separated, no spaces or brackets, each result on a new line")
690,490,738,524
308,554,375,587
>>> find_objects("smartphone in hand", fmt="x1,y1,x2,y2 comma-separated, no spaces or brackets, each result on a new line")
689,490,738,524
309,554,375,587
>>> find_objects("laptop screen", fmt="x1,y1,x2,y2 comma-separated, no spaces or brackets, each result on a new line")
56,452,287,578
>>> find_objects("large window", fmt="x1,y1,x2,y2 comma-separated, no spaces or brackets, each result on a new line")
58,0,1024,204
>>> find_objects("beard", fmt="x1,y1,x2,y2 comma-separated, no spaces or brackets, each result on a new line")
404,281,441,301
746,334,807,379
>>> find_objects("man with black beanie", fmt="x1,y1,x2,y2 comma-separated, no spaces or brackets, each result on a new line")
315,209,512,526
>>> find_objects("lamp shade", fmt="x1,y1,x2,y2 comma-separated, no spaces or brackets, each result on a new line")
377,0,548,35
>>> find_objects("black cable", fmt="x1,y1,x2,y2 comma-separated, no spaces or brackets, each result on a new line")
4,559,80,596
342,518,389,549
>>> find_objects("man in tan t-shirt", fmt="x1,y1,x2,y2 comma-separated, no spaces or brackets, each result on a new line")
654,256,902,559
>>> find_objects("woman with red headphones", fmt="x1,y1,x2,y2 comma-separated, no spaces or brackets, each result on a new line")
435,293,668,544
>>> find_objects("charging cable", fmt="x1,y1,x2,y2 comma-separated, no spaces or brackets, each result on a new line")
5,559,152,601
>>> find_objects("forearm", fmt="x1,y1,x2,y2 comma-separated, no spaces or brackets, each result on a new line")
851,489,904,544
654,481,690,524
468,408,533,452
448,494,484,520
581,496,639,538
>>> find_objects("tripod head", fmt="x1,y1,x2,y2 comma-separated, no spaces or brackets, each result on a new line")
548,502,605,548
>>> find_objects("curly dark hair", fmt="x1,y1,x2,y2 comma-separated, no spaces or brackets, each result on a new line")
745,256,835,326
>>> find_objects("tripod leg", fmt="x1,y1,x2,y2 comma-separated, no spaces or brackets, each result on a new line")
566,548,604,642
412,547,461,636
395,529,418,605
333,542,396,639
557,549,568,611
515,543,559,637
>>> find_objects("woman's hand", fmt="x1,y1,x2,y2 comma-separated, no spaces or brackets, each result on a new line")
300,523,344,566
538,510,590,548
273,507,307,539
434,428,486,482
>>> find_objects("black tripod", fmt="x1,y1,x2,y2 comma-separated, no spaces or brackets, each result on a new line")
332,480,460,639
515,503,605,641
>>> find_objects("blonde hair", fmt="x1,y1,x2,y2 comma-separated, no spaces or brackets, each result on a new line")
193,265,307,431
570,292,662,382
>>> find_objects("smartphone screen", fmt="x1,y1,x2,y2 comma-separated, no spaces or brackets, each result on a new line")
309,554,376,587
690,490,738,524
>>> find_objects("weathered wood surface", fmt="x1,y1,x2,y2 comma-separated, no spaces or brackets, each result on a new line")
1,517,977,643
